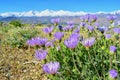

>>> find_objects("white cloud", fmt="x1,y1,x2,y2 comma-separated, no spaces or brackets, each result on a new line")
0,9,120,17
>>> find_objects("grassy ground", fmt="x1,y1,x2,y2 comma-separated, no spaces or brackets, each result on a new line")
0,25,48,80
0,23,120,79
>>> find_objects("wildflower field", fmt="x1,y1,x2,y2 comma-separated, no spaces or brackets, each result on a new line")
0,15,120,80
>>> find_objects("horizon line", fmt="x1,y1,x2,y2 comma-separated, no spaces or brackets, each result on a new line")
0,9,120,17
1,9,120,13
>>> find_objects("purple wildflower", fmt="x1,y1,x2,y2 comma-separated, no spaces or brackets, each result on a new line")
58,25,63,31
84,14,90,22
113,28,120,34
87,26,94,31
70,33,80,39
63,26,69,31
27,37,47,46
80,16,85,22
110,46,116,53
54,32,64,40
27,37,41,46
27,39,36,46
63,25,74,31
35,49,47,60
67,21,74,26
68,25,74,30
104,34,112,39
97,26,108,33
50,39,56,43
38,38,47,46
94,23,99,28
102,26,108,32
90,15,97,22
117,21,120,26
51,18,60,24
42,62,60,74
82,37,95,47
107,16,116,23
67,21,75,30
43,27,53,34
109,69,118,79
80,22,86,27
64,37,79,49
73,29,80,33
45,41,54,47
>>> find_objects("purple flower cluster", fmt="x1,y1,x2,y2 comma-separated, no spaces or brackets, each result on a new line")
80,14,97,23
117,21,120,26
90,15,98,22
113,27,120,34
94,23,99,28
35,49,48,60
110,46,116,53
51,18,60,25
64,36,79,49
109,69,118,79
63,26,70,31
27,37,40,46
63,25,74,31
87,26,94,31
67,21,74,26
42,62,60,74
27,37,47,46
73,29,80,33
70,33,80,39
64,21,75,30
104,34,112,39
45,41,54,47
84,14,90,22
43,27,53,34
82,37,95,47
107,16,116,23
54,32,64,40
80,22,86,27
97,26,108,33
38,38,47,46
80,16,85,22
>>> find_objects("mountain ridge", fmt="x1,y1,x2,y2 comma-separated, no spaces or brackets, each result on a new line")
0,9,120,17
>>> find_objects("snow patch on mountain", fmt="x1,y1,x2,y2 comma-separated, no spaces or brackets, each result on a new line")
0,9,120,17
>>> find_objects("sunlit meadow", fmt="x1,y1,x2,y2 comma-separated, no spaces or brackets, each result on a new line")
0,14,120,80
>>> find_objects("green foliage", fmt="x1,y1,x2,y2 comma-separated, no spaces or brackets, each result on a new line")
9,20,22,27
0,25,11,33
0,18,120,80
0,21,4,26
2,27,38,48
36,23,43,26
47,35,120,80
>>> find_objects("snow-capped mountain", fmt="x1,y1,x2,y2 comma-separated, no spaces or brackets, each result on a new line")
0,9,120,17
0,10,120,25
0,10,87,17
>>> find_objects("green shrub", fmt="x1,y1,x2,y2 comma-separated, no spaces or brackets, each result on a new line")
9,20,22,27
2,27,38,48
0,21,4,27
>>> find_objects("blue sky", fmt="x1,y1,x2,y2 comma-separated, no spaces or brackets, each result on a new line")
0,0,120,13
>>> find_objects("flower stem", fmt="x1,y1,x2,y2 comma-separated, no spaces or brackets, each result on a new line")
72,51,80,75
87,51,101,79
109,55,112,70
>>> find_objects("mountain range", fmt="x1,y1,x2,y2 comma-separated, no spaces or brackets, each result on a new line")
0,10,120,25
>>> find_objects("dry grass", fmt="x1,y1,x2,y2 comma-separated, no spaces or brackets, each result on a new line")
0,45,47,80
